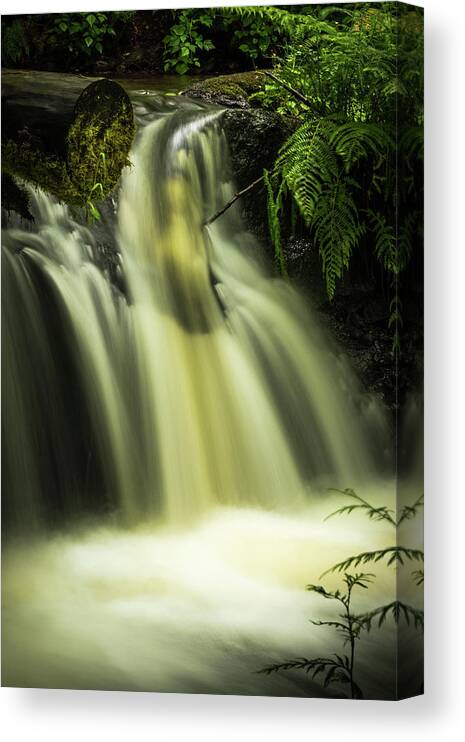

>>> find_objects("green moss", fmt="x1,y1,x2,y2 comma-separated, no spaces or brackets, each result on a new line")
2,79,134,210
185,71,266,103
2,140,82,205
66,91,134,206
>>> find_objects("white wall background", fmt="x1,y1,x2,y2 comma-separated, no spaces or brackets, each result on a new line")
1,0,464,739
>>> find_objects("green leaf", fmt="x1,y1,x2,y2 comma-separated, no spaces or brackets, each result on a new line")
88,202,101,221
175,62,189,75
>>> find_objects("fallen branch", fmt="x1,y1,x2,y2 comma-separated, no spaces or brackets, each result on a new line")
263,71,316,112
205,72,315,226
204,175,264,226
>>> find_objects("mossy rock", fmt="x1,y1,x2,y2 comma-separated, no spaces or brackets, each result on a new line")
181,71,267,108
66,80,134,205
2,79,134,209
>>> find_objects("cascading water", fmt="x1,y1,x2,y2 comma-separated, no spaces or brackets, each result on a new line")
2,94,410,696
2,99,385,531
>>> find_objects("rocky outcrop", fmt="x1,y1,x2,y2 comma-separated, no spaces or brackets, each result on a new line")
181,71,267,108
221,108,295,243
183,72,296,244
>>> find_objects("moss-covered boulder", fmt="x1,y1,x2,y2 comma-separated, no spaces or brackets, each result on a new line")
181,71,267,109
2,78,134,208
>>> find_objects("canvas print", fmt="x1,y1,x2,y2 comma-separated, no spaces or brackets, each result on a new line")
1,3,424,700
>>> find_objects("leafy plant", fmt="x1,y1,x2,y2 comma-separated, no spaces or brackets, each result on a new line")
45,12,118,60
326,488,424,528
261,572,373,698
256,4,423,348
259,489,423,699
1,19,29,66
220,6,289,62
85,152,107,223
163,10,215,74
163,6,299,74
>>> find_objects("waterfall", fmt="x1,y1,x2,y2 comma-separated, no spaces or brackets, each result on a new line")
2,95,413,699
2,99,386,533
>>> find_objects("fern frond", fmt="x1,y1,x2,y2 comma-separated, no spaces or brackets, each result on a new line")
400,125,424,161
322,546,424,576
274,119,338,225
398,210,420,268
329,122,393,171
397,494,424,525
367,209,398,274
412,569,424,586
258,655,344,676
357,601,424,631
259,654,362,697
312,178,363,298
326,488,397,525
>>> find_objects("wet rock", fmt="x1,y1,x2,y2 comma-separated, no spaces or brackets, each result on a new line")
221,108,296,243
182,71,267,109
1,174,33,224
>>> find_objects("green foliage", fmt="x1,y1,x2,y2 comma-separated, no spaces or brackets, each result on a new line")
264,169,287,278
259,488,423,698
3,83,133,211
163,10,215,74
256,3,423,318
219,5,291,62
44,12,124,61
1,19,29,66
323,545,424,575
358,600,424,631
260,653,363,699
163,5,303,75
326,489,424,527
268,117,394,298
260,571,373,699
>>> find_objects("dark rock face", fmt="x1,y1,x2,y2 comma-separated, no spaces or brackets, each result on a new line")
282,234,423,410
182,73,296,244
221,108,295,244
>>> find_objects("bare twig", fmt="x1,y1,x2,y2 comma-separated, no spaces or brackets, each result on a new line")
204,175,264,226
263,70,315,111
204,72,314,227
